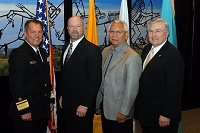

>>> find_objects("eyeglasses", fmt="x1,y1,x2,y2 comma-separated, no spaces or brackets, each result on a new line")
147,30,165,34
108,30,126,35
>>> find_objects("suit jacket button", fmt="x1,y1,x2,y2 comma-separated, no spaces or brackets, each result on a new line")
45,94,47,96
44,84,47,86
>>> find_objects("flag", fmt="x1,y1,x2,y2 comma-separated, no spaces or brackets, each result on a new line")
119,2,135,131
160,0,177,47
36,0,57,132
86,0,98,45
86,0,102,133
119,0,130,45
161,2,182,133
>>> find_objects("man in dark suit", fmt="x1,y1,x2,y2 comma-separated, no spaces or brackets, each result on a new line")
59,16,102,133
9,20,54,133
135,18,184,133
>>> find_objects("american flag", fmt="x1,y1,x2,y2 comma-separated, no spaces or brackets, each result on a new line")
36,0,49,54
36,0,57,133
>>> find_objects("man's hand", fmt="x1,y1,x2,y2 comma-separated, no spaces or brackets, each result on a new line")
21,112,32,121
59,96,62,108
159,115,170,127
96,109,101,115
116,112,127,123
76,105,88,117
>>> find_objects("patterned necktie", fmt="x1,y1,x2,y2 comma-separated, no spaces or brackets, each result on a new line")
104,49,115,77
144,48,154,69
64,43,73,66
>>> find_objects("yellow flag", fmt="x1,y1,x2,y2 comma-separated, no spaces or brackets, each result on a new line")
86,0,98,45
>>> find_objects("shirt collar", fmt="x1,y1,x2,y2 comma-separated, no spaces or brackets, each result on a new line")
70,35,84,46
152,39,167,50
151,39,167,56
111,42,126,53
25,40,39,52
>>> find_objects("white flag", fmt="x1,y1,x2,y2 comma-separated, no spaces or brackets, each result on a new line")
119,0,130,45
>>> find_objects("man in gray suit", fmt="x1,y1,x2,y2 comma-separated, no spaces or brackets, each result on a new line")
96,20,142,133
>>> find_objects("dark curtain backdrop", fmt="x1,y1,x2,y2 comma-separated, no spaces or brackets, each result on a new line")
176,0,200,111
56,1,72,132
0,76,13,132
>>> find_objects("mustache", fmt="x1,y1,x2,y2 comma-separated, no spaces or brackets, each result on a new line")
72,31,79,34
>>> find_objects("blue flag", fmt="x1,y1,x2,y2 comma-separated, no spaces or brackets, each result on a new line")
160,0,177,48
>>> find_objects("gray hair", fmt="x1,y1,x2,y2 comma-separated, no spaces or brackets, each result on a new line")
108,20,129,32
147,18,169,34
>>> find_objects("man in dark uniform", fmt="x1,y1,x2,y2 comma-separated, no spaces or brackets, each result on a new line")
9,19,54,133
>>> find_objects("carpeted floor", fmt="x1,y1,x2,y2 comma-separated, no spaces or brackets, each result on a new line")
93,108,200,133
182,108,200,133
135,108,200,133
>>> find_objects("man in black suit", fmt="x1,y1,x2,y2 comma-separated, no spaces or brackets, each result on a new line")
135,18,184,133
59,16,102,133
9,20,54,133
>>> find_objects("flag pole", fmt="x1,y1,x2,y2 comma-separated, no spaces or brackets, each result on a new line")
45,0,53,80
45,0,57,131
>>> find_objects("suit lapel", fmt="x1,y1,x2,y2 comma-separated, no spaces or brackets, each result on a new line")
141,44,152,63
61,43,70,63
143,41,170,71
23,42,44,68
102,47,111,67
39,48,48,69
61,43,70,71
33,48,44,68
108,43,127,70
67,47,83,71
63,38,85,74
108,52,124,70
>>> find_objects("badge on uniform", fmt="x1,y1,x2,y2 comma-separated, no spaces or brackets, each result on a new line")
30,60,37,64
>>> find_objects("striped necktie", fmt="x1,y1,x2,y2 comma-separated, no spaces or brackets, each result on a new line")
104,49,115,77
64,43,73,66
